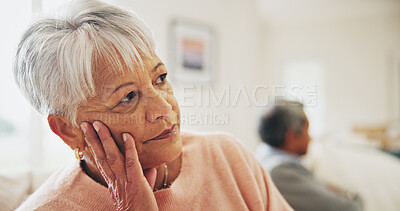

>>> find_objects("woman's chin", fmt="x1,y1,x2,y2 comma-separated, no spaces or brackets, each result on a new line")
139,136,182,170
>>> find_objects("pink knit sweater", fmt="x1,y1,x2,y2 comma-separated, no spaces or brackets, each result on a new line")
17,132,293,210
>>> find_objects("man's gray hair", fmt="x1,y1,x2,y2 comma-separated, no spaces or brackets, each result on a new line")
14,0,155,126
258,100,306,147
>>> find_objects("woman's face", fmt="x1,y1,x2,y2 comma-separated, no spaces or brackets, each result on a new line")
76,54,182,169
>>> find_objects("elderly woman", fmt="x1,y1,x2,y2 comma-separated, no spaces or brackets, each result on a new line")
13,0,292,210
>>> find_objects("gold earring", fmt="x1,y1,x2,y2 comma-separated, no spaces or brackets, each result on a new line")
74,148,83,160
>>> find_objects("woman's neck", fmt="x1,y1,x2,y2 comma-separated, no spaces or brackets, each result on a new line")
81,153,182,191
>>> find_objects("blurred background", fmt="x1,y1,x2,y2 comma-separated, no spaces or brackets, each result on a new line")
0,0,400,210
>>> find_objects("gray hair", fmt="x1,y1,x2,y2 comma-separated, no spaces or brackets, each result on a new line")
258,100,306,147
13,0,155,126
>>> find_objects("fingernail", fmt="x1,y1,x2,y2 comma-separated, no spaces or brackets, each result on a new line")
93,122,99,132
80,123,87,134
123,133,127,142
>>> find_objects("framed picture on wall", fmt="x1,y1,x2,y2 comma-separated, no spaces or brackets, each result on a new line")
169,20,215,84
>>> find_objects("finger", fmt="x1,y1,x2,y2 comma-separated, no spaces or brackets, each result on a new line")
143,168,157,190
123,133,145,184
93,121,126,178
81,122,116,182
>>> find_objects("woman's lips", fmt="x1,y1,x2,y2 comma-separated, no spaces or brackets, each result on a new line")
145,124,177,143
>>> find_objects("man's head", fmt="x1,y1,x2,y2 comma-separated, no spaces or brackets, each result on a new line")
258,100,310,156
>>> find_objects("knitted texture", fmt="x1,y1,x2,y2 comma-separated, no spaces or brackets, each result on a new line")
17,132,293,211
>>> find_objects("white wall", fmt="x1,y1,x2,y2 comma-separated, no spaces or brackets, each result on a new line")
261,13,400,134
0,0,36,173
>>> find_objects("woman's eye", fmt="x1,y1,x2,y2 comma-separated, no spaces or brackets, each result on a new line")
119,91,136,104
155,74,167,85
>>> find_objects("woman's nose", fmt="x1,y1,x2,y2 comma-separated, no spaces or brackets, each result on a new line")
145,89,172,123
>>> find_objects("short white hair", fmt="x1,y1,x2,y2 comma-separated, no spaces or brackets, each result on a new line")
14,0,155,126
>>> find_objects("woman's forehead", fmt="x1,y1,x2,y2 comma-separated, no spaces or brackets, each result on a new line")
95,53,160,76
93,54,161,92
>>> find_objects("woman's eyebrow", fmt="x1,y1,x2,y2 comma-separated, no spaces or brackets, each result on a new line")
109,62,163,95
111,82,135,95
152,62,164,72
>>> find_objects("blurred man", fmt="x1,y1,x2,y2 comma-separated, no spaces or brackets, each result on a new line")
255,100,363,211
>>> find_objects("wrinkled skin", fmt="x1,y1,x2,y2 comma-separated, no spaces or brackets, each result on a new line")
76,54,182,210
82,121,158,210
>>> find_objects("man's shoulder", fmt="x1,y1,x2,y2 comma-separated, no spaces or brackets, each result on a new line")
256,144,303,173
268,161,314,186
272,161,309,174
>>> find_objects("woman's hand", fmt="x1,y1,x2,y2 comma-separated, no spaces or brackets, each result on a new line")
81,121,158,211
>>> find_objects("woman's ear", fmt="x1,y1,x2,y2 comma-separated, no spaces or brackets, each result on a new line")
48,114,84,151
